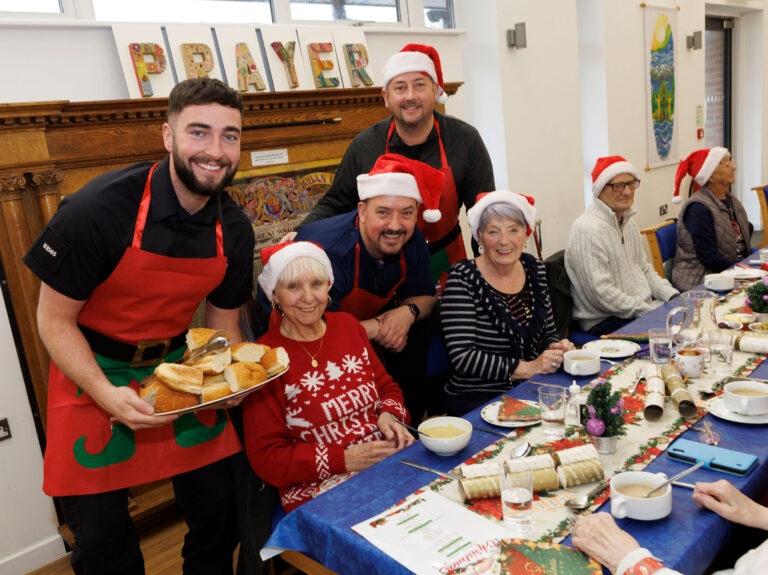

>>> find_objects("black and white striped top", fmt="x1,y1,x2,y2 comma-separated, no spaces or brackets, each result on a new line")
440,254,560,404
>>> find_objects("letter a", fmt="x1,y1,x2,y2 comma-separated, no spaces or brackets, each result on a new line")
236,43,267,92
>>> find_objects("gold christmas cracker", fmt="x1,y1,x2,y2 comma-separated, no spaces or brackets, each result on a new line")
552,444,599,466
458,476,499,500
556,458,605,488
661,364,697,419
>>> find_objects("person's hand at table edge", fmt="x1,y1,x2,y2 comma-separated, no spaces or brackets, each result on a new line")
377,411,415,449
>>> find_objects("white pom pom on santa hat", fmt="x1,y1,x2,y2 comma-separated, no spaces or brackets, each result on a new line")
356,154,445,222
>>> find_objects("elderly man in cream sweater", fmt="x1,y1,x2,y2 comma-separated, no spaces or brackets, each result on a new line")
565,156,679,335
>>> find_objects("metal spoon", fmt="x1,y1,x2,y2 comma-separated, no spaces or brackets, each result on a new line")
180,335,229,365
645,461,706,498
510,441,531,458
393,419,433,438
564,481,608,510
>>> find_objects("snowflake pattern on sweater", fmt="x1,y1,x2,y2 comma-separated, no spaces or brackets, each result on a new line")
243,312,408,512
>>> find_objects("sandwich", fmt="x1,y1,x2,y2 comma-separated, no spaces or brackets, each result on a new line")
231,342,269,363
224,362,268,392
154,363,204,394
140,378,199,413
260,346,290,376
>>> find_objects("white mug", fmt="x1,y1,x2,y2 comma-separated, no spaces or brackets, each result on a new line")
674,348,705,379
563,350,601,376
704,274,734,291
610,471,672,521
723,381,768,415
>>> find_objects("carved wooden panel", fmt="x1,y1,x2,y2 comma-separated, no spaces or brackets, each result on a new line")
0,84,460,433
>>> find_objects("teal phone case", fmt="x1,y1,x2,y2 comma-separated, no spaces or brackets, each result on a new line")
667,438,758,476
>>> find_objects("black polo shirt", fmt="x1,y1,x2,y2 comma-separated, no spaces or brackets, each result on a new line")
24,158,255,309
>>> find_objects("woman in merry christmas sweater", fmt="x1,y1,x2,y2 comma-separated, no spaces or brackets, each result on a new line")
243,241,414,512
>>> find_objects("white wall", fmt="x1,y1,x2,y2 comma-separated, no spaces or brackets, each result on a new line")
0,290,65,575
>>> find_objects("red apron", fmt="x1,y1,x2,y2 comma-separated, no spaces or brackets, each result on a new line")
339,242,407,320
43,164,242,496
386,118,466,292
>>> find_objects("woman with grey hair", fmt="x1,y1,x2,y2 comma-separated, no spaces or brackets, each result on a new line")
440,191,574,415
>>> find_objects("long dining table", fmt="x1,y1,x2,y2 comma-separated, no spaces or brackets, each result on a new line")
262,280,768,575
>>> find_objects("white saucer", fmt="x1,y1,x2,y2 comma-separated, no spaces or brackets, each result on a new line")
481,400,541,428
722,267,768,280
582,339,641,358
708,397,768,425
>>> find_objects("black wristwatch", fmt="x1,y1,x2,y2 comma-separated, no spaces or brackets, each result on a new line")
405,303,420,320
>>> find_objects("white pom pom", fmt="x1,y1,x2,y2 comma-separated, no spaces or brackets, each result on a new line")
423,209,441,223
436,92,448,105
671,195,682,204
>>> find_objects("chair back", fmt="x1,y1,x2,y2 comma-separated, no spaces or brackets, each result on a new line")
752,185,768,248
640,218,677,281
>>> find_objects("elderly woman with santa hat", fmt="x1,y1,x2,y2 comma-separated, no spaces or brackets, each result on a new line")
672,147,751,291
440,191,574,415
242,241,413,513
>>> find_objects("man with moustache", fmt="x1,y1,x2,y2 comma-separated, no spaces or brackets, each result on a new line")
289,155,442,425
23,78,272,575
292,44,495,292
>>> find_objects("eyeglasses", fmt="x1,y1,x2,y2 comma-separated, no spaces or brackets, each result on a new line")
607,179,641,192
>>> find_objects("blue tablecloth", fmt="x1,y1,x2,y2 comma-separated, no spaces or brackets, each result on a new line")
264,294,768,575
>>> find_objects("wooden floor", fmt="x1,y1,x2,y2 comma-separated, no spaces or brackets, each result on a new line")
26,508,306,575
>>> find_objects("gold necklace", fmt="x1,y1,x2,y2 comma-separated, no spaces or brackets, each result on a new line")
296,335,324,368
281,321,325,367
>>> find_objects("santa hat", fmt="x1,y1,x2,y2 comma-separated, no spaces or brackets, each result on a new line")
591,156,640,197
382,44,447,104
673,147,728,203
466,190,537,241
356,154,445,223
257,241,334,302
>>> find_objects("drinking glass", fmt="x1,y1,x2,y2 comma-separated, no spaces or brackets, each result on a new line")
499,465,533,536
538,385,567,441
649,328,672,364
759,248,768,265
710,342,733,378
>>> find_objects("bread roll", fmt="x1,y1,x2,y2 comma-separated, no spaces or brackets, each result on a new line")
140,379,199,413
231,342,269,363
225,362,267,392
187,348,232,375
186,328,220,351
202,374,234,403
260,347,289,376
155,363,204,394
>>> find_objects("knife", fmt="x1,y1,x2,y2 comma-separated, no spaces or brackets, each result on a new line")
400,459,462,481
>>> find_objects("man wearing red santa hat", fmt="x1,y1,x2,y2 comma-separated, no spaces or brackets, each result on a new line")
566,156,678,335
292,43,495,293
268,154,442,425
672,147,751,291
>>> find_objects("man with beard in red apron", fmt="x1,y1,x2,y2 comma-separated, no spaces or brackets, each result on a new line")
292,43,495,295
23,79,274,575
286,155,441,426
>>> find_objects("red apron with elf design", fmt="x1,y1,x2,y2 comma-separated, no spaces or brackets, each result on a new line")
43,164,242,496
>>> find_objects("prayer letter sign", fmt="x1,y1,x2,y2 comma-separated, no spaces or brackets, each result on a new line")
271,41,300,88
129,43,168,97
343,43,373,87
180,43,216,79
307,42,340,88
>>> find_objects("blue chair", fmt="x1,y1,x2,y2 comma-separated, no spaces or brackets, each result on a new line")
640,218,677,282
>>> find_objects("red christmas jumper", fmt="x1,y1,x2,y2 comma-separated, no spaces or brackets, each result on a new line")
243,312,409,512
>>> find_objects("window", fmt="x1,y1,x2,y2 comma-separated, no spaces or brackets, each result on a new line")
704,16,733,150
92,0,274,24
424,0,453,30
289,0,400,24
0,0,62,14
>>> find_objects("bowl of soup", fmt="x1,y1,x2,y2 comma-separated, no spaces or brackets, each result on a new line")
723,380,768,415
610,471,672,521
418,416,472,456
